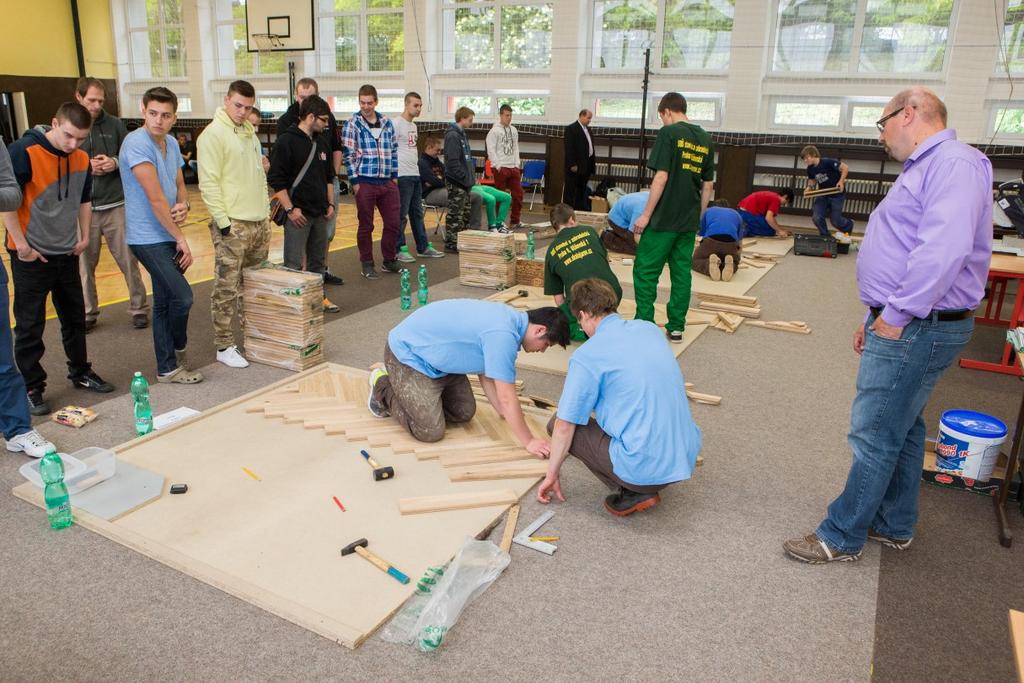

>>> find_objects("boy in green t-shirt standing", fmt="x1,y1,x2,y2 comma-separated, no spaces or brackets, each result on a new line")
632,92,715,343
543,203,623,341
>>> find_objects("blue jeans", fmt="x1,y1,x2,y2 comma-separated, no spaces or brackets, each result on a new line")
737,209,774,237
812,195,853,236
326,177,341,244
130,242,194,375
0,262,31,440
816,315,974,552
397,176,429,253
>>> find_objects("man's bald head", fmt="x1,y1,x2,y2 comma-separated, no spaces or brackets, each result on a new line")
888,87,947,127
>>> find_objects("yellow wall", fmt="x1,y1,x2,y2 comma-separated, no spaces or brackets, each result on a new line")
0,0,117,79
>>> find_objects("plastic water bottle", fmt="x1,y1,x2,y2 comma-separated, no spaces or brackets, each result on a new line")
39,449,73,530
131,371,153,436
417,265,428,306
399,269,411,310
526,230,536,260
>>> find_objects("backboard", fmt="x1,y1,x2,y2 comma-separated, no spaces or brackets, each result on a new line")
245,0,315,52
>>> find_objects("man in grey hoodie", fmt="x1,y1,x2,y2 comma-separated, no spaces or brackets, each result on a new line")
75,77,149,331
443,107,477,253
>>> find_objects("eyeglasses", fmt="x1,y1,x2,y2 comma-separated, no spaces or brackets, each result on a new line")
316,116,330,124
875,106,905,133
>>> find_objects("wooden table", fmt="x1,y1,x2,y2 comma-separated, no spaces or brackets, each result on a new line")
960,253,1024,376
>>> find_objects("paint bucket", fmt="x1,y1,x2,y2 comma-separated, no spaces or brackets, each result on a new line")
935,410,1008,482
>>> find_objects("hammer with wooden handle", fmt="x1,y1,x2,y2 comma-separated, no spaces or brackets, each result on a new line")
340,538,410,584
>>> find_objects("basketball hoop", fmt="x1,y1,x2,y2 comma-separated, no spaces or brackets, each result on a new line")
252,33,284,51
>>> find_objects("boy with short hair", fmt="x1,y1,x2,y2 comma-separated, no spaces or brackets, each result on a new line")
801,145,853,238
693,198,743,282
442,107,477,253
543,203,622,341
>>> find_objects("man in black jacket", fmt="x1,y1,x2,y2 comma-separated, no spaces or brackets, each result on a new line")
277,77,344,286
268,96,335,279
563,109,595,210
442,107,477,253
75,77,149,331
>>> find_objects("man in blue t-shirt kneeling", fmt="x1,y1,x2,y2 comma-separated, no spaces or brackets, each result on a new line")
693,198,744,282
537,279,702,516
369,299,569,455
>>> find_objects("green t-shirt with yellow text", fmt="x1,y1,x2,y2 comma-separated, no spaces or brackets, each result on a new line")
543,225,623,305
647,121,715,232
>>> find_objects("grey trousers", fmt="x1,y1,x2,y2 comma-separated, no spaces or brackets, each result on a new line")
546,415,667,494
375,344,477,442
81,205,149,320
283,213,328,275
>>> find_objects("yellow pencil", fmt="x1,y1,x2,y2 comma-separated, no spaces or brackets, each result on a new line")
242,467,262,481
528,536,559,542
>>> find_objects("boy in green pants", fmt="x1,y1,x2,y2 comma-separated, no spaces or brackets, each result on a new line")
543,203,622,341
632,92,715,343
472,184,512,231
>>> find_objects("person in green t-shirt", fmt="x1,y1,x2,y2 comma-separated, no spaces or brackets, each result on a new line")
632,92,715,344
543,203,623,341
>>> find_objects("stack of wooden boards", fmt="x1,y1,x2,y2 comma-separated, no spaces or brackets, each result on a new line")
242,266,324,371
458,230,517,288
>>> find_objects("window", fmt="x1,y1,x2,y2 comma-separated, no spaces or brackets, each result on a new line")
859,0,954,73
333,94,405,115
177,96,193,114
773,100,842,127
499,96,546,117
257,95,290,115
1002,0,1024,72
443,94,548,118
849,102,885,129
442,1,553,71
774,0,955,74
127,0,188,79
318,0,404,73
662,0,734,69
993,106,1024,135
592,0,657,70
214,0,285,77
771,97,890,132
592,0,733,70
591,93,722,125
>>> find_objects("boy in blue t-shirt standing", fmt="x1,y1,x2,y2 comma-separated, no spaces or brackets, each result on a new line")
801,145,853,238
693,199,743,282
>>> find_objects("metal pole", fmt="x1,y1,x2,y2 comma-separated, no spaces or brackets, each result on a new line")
288,61,296,106
637,47,651,190
70,0,87,77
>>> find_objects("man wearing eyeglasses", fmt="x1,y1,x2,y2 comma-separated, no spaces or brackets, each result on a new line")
268,96,336,285
784,87,992,564
800,145,853,240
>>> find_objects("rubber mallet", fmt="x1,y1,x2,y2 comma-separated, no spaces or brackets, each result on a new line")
340,538,410,584
359,449,394,480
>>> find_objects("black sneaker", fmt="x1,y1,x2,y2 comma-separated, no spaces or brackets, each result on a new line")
323,271,345,286
380,259,401,274
444,244,459,254
132,314,149,329
70,370,114,393
667,330,684,344
84,319,97,333
360,262,379,280
26,389,50,416
604,488,661,517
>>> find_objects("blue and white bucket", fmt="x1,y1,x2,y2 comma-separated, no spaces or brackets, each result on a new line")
935,410,1008,482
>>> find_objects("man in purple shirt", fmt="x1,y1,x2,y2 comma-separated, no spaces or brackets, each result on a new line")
784,87,992,564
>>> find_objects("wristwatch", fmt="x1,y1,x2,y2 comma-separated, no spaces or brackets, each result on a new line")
286,206,296,213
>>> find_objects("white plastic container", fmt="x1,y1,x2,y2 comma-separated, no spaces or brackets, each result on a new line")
19,447,116,494
935,410,1008,482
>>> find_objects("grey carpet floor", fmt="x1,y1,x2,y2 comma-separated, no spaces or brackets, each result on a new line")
1,238,1022,681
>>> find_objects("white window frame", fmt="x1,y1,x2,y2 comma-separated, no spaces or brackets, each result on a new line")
589,0,735,74
770,0,961,78
588,92,724,127
846,98,888,133
440,92,550,119
317,0,405,75
769,96,896,134
440,0,554,74
125,0,188,82
989,101,1024,140
211,0,287,78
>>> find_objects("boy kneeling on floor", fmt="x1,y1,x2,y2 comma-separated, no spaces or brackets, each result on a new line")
692,198,743,282
537,278,702,516
543,203,622,342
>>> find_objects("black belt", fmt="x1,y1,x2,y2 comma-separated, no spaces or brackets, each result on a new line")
869,307,973,322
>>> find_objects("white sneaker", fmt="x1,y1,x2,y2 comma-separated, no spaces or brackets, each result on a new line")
217,345,250,368
7,429,55,458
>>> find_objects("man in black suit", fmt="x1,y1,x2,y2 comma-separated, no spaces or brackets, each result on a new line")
563,109,595,210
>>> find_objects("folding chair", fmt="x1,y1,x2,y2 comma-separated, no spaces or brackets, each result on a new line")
521,159,546,210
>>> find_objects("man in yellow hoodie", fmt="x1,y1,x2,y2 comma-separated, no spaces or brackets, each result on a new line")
197,80,270,369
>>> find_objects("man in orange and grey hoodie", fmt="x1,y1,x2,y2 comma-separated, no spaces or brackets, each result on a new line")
0,102,114,416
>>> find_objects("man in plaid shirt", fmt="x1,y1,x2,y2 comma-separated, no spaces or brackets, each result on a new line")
342,84,400,279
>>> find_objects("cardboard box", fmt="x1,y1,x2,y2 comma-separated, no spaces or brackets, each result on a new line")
590,197,609,214
921,441,1021,498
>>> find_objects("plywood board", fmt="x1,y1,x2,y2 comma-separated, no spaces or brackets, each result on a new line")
610,256,776,298
741,236,793,256
12,364,546,650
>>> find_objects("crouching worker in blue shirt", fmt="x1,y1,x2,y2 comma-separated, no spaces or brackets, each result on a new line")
368,299,569,456
538,278,702,516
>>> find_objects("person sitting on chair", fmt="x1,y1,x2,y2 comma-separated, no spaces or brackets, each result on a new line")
418,135,483,230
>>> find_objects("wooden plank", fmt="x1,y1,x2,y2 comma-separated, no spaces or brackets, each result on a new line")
694,292,758,307
698,301,762,318
686,390,722,406
1011,609,1024,683
804,186,842,198
439,447,536,468
413,438,515,460
499,504,520,553
747,320,812,334
448,460,549,482
398,489,520,515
